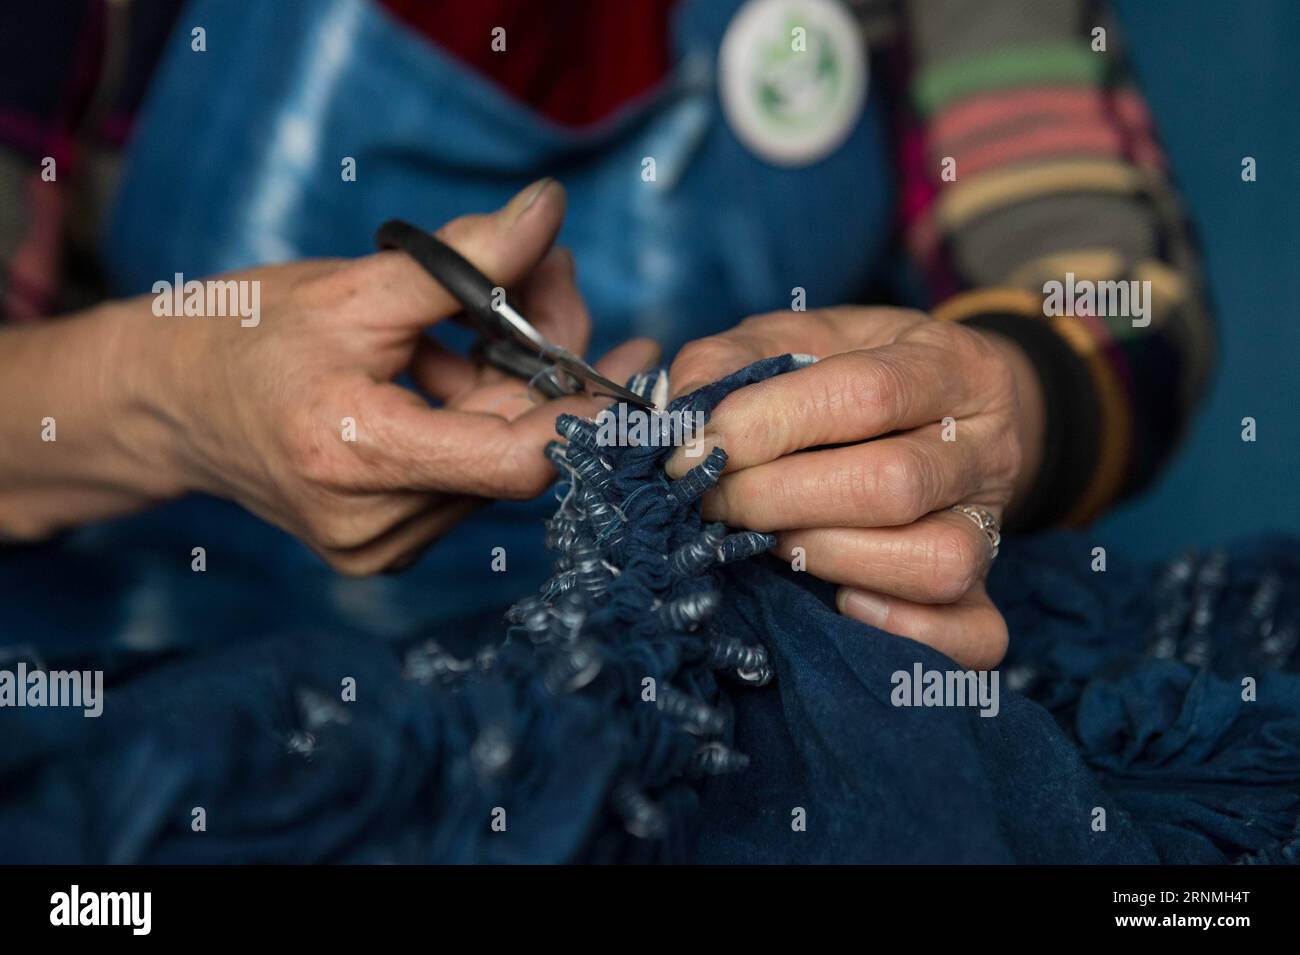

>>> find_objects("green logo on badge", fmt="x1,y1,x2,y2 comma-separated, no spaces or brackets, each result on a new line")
754,17,842,130
720,0,868,166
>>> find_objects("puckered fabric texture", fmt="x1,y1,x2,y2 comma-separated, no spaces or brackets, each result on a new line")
2,355,1299,863
700,542,1300,864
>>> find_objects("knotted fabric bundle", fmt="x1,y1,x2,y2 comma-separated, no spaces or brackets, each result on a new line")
0,357,807,863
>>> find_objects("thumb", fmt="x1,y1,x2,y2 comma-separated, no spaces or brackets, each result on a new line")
344,178,566,331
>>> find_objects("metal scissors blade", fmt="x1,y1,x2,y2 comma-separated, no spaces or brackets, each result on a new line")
376,219,653,409
539,342,656,407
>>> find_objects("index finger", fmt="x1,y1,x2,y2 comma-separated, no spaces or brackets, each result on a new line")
664,339,978,478
668,306,924,399
363,338,661,497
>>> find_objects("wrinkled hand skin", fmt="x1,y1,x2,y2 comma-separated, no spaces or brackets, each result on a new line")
1,180,656,575
665,308,1047,670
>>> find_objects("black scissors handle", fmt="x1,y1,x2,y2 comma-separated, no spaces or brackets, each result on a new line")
375,218,653,408
375,219,516,338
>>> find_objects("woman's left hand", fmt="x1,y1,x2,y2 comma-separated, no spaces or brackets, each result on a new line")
665,307,1046,670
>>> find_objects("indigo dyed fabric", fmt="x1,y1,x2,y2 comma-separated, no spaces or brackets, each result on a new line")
695,544,1300,864
3,356,1300,863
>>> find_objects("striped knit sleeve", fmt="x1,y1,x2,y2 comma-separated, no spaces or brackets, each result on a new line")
893,0,1216,530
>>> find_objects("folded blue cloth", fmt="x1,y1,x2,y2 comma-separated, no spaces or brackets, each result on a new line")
696,540,1300,863
2,356,1298,864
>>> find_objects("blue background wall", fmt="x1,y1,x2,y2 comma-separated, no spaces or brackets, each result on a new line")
1095,0,1300,555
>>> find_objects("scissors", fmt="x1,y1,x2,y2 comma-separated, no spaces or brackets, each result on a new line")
376,219,653,409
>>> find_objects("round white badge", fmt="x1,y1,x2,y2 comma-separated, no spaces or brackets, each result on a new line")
718,0,868,167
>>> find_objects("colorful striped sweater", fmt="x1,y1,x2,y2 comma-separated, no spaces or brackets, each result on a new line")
890,0,1215,529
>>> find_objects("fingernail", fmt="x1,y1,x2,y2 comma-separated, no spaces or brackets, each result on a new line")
839,588,891,628
665,428,718,479
503,177,555,227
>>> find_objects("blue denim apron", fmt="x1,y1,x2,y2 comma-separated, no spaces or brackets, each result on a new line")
93,0,894,630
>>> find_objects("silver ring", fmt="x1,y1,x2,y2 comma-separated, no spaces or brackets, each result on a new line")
950,504,1001,560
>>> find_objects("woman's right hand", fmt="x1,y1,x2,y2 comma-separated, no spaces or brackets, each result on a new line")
0,180,658,573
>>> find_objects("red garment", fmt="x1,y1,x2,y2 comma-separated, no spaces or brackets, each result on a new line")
379,0,677,127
